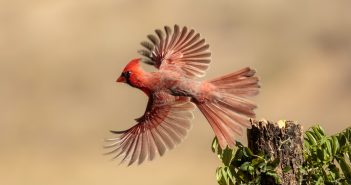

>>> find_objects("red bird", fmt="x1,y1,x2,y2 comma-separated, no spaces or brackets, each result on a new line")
105,25,260,165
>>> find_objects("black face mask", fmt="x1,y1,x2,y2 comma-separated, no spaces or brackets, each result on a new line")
122,71,132,85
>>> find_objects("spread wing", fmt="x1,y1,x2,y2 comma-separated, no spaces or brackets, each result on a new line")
105,92,195,165
138,24,211,78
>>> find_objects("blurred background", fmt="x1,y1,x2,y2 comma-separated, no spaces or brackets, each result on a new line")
1,0,350,184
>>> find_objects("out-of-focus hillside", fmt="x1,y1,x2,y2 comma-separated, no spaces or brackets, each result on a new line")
0,1,350,185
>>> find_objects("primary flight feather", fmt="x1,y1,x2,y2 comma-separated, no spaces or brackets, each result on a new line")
105,25,260,165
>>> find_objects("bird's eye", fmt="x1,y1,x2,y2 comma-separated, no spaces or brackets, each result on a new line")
122,71,131,79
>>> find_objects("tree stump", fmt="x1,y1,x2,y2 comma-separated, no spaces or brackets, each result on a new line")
247,119,304,185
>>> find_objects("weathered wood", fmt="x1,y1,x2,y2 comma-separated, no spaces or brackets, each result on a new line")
247,119,304,185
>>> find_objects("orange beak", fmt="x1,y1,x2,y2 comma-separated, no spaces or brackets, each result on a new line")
116,76,125,83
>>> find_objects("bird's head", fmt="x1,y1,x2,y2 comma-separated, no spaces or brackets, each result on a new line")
116,58,143,85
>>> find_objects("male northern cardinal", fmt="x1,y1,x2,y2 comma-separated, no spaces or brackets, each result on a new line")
105,25,259,165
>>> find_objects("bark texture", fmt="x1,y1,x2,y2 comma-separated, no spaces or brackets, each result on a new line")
247,119,304,185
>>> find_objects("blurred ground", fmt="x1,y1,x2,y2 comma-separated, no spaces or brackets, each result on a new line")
0,0,351,185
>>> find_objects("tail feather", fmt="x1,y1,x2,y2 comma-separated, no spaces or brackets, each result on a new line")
210,67,256,83
197,103,236,148
216,95,256,117
210,103,244,134
196,67,259,148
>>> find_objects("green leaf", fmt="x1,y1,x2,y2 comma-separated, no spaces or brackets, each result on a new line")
317,148,325,162
240,162,251,171
226,167,235,184
331,136,339,155
216,167,224,185
315,176,324,185
339,134,347,146
222,147,234,166
311,128,322,141
235,170,249,183
212,137,219,153
283,166,291,173
265,171,281,184
325,139,332,156
337,156,351,180
248,165,255,175
315,125,326,137
251,157,265,168
257,161,267,170
268,158,280,169
243,147,254,157
222,167,230,185
305,131,317,145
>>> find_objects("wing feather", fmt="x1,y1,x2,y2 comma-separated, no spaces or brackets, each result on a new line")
138,24,211,78
105,93,195,165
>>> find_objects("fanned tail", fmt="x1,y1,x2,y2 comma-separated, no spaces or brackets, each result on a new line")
196,67,259,149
